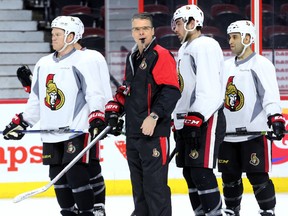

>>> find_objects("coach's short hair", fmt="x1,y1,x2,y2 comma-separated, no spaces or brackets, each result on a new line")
131,12,153,27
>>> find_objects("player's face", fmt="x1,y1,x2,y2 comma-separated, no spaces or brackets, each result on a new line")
228,33,244,55
173,19,186,41
131,18,154,48
51,28,65,51
173,18,194,42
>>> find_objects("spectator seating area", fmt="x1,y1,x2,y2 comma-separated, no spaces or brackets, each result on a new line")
24,0,288,51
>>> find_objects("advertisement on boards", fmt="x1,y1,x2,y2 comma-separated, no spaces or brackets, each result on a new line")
0,101,288,185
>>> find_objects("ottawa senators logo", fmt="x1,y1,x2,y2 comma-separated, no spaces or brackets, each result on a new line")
177,60,184,93
139,58,147,70
224,76,244,111
249,153,260,166
178,73,184,93
44,74,65,110
189,149,199,159
152,148,160,158
67,142,76,154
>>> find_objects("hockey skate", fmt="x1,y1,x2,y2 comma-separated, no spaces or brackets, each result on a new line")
223,206,240,216
259,209,275,216
93,204,106,216
60,210,78,216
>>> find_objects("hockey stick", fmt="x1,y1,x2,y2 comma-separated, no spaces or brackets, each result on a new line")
13,126,111,203
0,128,88,134
226,130,288,136
110,73,121,88
168,130,288,162
168,147,176,163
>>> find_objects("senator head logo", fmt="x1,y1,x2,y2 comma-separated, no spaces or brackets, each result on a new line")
44,74,65,110
224,76,244,111
177,60,184,93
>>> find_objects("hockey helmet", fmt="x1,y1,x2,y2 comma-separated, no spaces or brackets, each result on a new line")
51,16,81,44
227,20,256,44
172,5,204,29
74,16,84,41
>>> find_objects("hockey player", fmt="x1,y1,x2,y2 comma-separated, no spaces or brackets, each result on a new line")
3,16,111,216
15,16,110,216
171,5,226,216
218,20,285,216
105,12,181,216
74,18,110,216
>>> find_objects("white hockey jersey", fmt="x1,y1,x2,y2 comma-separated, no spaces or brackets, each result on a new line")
23,49,112,142
223,52,282,142
81,48,112,101
173,35,224,129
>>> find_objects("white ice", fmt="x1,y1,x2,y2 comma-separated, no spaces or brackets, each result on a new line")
1,193,287,215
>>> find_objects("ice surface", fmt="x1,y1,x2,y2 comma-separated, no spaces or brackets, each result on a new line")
1,193,287,215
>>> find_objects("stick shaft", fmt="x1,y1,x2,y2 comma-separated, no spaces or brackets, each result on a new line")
13,126,111,203
0,129,88,134
225,130,288,136
169,148,176,163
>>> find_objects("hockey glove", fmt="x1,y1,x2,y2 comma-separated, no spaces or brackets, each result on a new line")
105,100,124,136
182,112,204,150
267,114,286,140
114,85,130,106
3,113,29,140
88,110,107,139
17,65,32,93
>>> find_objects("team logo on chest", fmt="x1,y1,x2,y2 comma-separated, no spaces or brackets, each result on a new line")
139,58,147,70
224,76,244,111
44,74,65,110
177,60,184,93
178,72,184,93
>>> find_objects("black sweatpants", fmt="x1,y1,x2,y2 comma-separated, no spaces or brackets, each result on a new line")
126,136,171,216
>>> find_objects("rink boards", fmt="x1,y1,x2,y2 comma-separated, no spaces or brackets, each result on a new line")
0,101,288,198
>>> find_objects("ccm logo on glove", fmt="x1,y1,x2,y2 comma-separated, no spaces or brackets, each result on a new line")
184,116,203,127
270,115,285,123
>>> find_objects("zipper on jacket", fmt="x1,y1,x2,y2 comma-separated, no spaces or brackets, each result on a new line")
147,83,152,114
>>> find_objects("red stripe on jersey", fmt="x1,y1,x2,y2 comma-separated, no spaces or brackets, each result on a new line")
263,136,269,172
160,137,167,165
95,141,100,160
82,133,90,163
204,115,214,168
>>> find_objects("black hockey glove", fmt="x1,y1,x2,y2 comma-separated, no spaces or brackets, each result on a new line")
17,65,32,93
3,113,29,140
105,100,124,136
182,112,204,150
267,114,286,140
88,110,107,139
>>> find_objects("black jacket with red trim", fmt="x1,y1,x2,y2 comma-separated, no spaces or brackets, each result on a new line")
123,37,181,137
